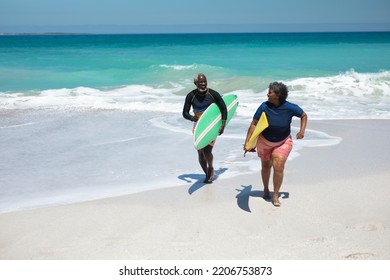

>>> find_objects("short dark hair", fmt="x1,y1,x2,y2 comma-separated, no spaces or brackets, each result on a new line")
269,82,288,103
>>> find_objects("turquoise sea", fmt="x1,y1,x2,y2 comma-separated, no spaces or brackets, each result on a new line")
1,32,390,212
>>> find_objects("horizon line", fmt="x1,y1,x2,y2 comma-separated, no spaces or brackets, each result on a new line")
2,30,390,36
1,22,390,34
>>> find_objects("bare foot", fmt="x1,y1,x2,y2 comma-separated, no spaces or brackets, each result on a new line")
204,177,213,184
207,167,214,182
263,190,270,200
272,199,281,207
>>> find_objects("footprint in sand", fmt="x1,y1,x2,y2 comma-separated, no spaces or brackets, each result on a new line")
310,236,327,243
344,252,375,259
351,222,386,231
38,246,70,256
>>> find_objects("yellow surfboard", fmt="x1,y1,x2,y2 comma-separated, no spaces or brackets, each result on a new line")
245,112,269,150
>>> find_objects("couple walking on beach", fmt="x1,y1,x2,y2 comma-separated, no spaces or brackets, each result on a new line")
183,73,307,207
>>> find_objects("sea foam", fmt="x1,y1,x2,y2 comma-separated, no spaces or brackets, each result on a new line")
1,70,389,120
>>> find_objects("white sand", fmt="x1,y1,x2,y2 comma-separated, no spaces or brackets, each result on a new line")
0,120,389,260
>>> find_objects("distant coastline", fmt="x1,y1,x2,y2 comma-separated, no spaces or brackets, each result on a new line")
1,22,389,35
0,32,90,36
1,31,390,37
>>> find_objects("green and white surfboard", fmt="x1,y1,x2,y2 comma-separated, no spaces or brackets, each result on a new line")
193,94,239,150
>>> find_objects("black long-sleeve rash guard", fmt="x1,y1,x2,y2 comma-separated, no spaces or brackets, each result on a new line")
182,89,227,121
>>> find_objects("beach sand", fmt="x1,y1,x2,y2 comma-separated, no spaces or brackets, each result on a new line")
0,120,389,260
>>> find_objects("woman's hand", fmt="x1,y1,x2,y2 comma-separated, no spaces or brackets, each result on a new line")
296,131,305,139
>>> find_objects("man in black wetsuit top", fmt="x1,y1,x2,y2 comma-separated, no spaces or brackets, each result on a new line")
182,73,227,183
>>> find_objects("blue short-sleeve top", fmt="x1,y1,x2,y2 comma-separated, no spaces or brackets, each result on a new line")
253,101,304,142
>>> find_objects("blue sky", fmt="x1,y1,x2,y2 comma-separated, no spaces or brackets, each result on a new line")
1,0,389,33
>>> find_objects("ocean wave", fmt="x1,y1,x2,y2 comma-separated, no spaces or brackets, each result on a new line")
158,63,198,70
234,70,390,120
0,84,185,112
286,69,390,119
1,70,389,119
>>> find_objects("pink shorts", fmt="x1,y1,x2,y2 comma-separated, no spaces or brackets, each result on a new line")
256,135,293,161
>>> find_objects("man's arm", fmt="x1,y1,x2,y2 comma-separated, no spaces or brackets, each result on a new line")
182,92,195,121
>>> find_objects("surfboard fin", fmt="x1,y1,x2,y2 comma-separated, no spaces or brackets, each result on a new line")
244,148,256,157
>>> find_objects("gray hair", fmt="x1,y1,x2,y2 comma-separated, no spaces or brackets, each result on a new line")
193,73,207,85
269,81,288,103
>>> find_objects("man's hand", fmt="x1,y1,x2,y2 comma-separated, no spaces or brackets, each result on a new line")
192,112,203,122
218,120,226,135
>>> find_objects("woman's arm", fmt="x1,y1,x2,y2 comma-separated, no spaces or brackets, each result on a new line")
296,112,307,139
244,119,258,151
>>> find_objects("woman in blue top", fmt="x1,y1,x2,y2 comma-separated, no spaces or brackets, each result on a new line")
244,82,307,207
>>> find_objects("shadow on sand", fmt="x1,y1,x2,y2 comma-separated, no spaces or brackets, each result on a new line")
235,185,289,212
178,168,228,195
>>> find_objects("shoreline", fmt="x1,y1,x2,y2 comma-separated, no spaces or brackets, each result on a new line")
1,119,389,260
